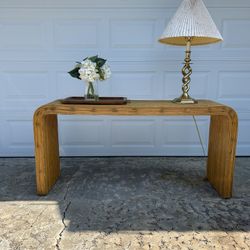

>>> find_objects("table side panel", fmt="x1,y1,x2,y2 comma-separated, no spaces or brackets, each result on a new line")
33,112,60,195
207,110,238,198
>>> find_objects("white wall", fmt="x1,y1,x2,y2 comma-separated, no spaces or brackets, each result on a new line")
0,0,249,156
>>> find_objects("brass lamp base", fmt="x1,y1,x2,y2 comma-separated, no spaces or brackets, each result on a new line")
172,94,197,104
174,38,199,104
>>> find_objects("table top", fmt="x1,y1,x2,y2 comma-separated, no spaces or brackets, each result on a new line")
34,99,237,118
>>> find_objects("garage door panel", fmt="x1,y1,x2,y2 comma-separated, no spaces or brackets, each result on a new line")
0,113,34,156
0,0,249,156
0,7,249,62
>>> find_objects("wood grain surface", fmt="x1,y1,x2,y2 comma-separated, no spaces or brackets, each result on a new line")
33,99,238,198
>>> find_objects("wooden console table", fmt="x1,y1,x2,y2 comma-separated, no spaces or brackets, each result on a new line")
33,100,238,198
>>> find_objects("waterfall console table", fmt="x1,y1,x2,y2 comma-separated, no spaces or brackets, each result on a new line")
33,99,238,198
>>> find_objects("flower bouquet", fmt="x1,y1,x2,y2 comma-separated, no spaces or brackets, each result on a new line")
68,55,111,100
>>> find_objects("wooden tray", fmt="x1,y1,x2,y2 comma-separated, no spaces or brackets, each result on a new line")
61,97,128,105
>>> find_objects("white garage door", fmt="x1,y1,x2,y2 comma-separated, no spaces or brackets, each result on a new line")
0,0,250,156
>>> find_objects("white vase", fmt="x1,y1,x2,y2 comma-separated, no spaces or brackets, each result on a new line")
84,81,99,101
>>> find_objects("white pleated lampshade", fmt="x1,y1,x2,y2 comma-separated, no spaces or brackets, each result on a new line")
159,0,223,46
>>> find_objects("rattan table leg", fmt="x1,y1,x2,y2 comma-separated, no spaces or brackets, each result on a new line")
34,112,60,195
207,113,238,198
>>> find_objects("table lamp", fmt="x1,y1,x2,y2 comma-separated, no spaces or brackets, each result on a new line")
159,0,223,104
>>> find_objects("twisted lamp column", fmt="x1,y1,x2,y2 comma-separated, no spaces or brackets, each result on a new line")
173,38,197,104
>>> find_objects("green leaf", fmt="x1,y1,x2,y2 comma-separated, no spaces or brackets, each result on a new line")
68,68,81,80
96,58,106,67
88,55,98,62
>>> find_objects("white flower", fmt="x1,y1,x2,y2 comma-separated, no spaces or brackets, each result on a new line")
78,59,100,82
81,59,96,69
100,63,111,80
74,57,111,83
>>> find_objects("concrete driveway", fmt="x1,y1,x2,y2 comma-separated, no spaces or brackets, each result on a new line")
0,157,249,249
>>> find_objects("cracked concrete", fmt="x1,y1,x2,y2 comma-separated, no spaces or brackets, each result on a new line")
56,201,71,250
0,157,249,249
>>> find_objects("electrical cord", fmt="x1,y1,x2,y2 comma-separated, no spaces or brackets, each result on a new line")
192,115,207,157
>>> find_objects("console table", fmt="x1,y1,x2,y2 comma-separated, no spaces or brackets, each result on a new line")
33,100,238,198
